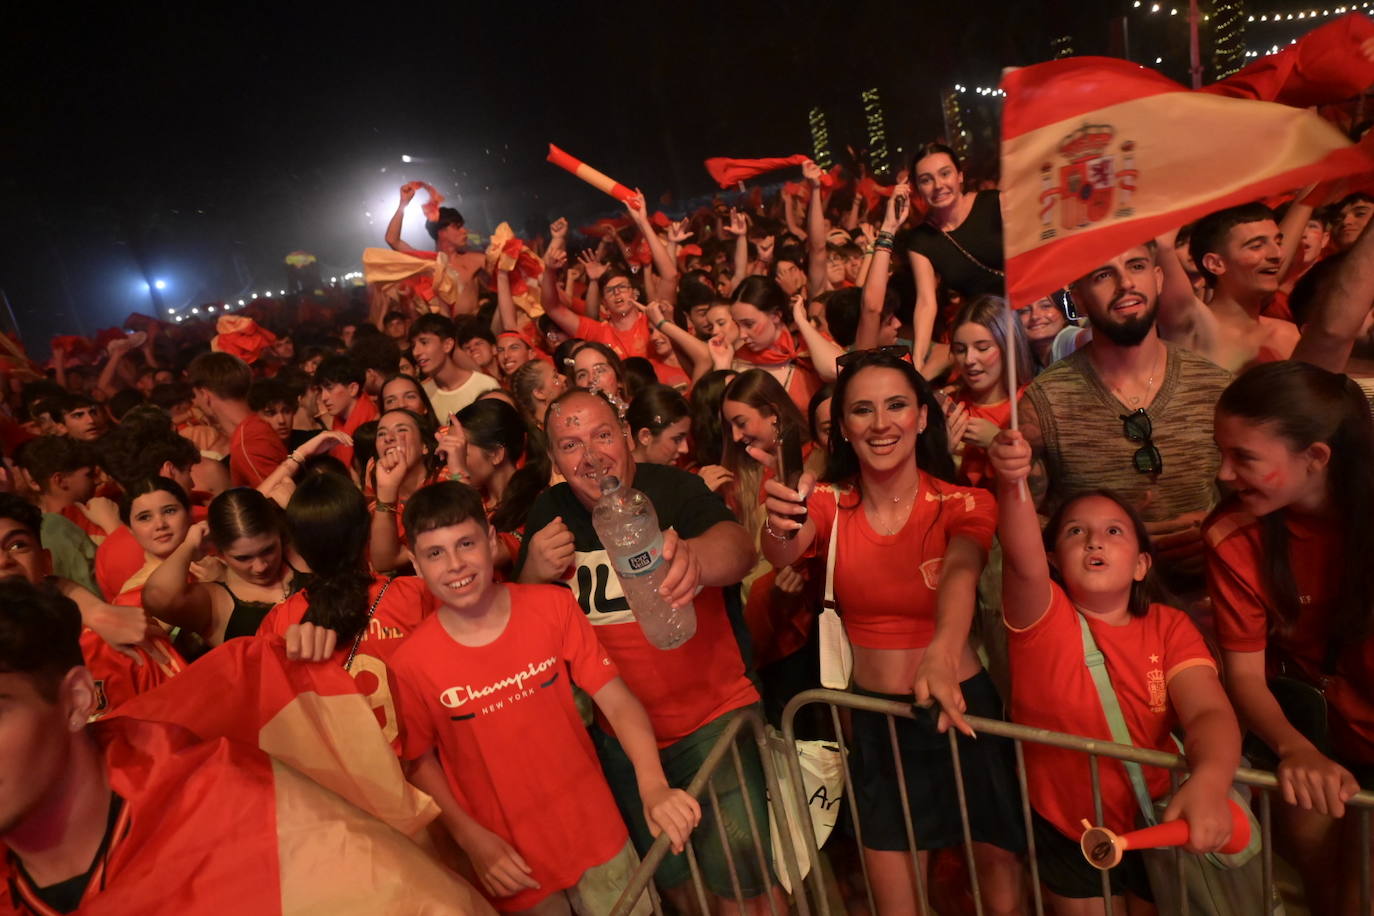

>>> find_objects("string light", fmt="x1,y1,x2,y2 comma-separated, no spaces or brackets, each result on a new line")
1246,3,1362,20
861,88,891,174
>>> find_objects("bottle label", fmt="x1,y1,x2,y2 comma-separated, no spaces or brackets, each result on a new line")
612,535,663,578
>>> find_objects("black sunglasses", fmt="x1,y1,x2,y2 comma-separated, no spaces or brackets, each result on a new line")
1120,408,1163,475
836,345,911,372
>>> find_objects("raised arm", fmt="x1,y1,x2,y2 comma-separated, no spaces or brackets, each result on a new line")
1276,186,1317,282
1293,209,1374,372
803,161,829,297
95,337,134,401
790,294,842,381
987,429,1052,629
759,471,817,570
384,184,422,254
1153,228,1215,345
369,444,414,573
856,182,911,351
141,520,216,638
627,192,678,305
727,210,750,298
642,301,711,380
579,250,607,321
539,248,583,338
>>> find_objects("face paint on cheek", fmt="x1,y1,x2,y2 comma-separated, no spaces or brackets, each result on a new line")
1261,469,1283,487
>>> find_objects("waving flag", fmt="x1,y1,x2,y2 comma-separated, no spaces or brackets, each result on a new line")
705,154,839,189
1000,56,1374,305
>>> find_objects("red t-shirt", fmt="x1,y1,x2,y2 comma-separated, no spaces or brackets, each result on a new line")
95,507,210,601
330,393,379,470
390,584,627,912
61,503,109,545
1009,582,1216,838
230,413,288,487
575,313,651,360
1206,502,1374,764
650,359,690,391
81,628,186,718
951,386,1025,489
804,473,996,650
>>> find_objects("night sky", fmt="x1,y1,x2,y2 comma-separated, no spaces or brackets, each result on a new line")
2,1,1114,353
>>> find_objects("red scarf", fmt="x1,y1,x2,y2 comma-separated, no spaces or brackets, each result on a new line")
735,324,801,367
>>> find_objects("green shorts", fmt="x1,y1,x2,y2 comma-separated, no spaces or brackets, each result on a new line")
592,706,775,899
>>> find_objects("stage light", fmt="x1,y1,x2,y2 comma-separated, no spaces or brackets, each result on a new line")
154,279,167,290
168,307,177,314
401,155,413,163
331,276,337,282
191,307,200,314
265,291,272,297
251,293,258,299
238,299,244,305
279,289,286,295
207,306,216,312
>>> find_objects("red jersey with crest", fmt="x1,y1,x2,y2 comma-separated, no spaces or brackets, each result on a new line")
1009,582,1216,837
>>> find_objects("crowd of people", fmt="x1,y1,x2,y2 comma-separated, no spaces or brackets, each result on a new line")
4,125,1374,916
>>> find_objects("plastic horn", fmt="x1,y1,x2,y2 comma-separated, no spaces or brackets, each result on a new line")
1079,798,1252,871
547,144,636,205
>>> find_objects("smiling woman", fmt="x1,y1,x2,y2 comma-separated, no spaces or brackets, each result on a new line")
759,350,1027,913
906,142,1006,375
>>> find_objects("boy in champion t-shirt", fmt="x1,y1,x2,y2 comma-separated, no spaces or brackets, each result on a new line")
390,481,699,914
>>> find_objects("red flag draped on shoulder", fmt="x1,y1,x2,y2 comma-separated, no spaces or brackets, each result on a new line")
1000,53,1374,306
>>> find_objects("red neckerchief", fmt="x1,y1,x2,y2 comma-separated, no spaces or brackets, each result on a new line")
735,323,801,366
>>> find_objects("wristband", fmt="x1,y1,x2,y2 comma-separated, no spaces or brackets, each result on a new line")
656,319,670,331
373,501,397,514
285,453,303,466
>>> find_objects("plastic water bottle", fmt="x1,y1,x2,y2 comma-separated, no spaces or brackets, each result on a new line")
591,475,697,649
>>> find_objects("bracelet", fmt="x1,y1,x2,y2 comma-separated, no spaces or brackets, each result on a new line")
284,453,303,466
763,517,792,541
876,230,895,242
373,501,398,514
874,239,894,253
655,319,670,331
864,247,876,256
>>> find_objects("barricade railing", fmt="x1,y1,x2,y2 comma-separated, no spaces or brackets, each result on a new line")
610,706,812,916
778,687,1374,916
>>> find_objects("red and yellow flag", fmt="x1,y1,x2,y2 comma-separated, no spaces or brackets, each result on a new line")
1000,55,1374,305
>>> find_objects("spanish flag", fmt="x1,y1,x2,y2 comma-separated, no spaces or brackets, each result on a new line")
0,716,495,915
1000,53,1374,305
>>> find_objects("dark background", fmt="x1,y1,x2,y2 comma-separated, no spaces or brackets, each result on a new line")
0,1,1281,353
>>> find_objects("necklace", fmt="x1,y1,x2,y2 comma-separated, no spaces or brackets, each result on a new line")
864,485,919,536
1106,343,1163,407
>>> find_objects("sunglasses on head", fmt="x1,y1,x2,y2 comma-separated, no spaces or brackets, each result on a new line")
1120,408,1163,475
836,345,911,372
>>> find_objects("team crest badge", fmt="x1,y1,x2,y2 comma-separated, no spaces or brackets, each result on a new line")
1037,124,1138,240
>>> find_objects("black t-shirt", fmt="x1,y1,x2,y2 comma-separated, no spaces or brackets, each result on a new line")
907,188,1005,301
518,463,736,579
516,462,753,655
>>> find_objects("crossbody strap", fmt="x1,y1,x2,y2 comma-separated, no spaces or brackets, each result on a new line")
344,578,392,672
822,488,842,613
1077,614,1158,825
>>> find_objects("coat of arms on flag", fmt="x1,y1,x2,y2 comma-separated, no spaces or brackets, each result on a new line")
1038,125,1138,239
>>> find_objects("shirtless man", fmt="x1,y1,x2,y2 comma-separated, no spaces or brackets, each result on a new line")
384,184,485,317
1156,203,1300,372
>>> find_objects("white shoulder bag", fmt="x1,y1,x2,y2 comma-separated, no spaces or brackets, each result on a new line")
818,489,853,689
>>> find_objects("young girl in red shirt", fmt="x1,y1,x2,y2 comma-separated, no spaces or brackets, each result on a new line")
1207,360,1374,913
989,429,1241,912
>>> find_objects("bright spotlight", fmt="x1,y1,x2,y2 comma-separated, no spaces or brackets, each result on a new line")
191,307,200,314
279,289,286,295
154,279,167,290
238,299,244,305
401,155,413,163
251,293,258,299
265,291,272,297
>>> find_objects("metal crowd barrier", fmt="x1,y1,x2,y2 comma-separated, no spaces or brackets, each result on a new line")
613,690,1374,915
610,706,811,916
